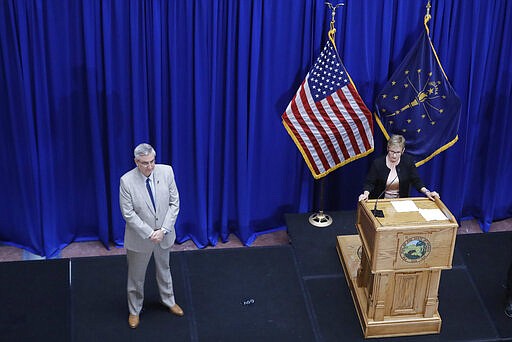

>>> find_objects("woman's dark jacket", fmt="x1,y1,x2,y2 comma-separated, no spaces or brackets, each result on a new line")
363,153,425,199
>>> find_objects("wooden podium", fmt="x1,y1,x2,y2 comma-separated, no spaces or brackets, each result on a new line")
336,197,458,338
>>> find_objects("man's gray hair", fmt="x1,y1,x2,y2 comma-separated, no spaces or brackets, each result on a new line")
134,143,156,159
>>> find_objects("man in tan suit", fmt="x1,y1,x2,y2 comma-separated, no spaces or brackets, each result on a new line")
119,143,183,329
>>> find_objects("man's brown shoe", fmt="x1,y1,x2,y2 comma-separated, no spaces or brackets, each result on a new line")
128,314,140,328
170,304,184,317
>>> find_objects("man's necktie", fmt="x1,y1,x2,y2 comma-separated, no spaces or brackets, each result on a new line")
146,178,156,211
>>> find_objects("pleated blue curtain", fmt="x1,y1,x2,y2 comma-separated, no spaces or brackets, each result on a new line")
0,0,511,257
0,0,316,256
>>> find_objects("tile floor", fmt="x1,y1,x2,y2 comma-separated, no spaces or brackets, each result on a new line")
0,230,289,262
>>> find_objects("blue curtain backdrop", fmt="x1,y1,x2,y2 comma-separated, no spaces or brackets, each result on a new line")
0,0,511,257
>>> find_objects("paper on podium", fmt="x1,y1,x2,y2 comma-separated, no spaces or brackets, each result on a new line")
419,208,448,221
391,200,419,212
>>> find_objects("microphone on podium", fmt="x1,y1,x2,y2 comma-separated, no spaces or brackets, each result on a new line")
372,167,400,218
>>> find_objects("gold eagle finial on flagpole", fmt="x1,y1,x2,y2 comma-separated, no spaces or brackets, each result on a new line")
325,2,344,49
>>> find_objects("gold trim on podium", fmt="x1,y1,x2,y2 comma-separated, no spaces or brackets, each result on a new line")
337,198,458,338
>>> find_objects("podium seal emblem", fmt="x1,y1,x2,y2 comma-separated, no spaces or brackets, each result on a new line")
399,236,431,262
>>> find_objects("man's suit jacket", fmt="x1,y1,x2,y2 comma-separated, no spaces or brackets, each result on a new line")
120,164,179,253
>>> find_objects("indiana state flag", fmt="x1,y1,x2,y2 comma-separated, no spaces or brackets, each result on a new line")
374,27,461,166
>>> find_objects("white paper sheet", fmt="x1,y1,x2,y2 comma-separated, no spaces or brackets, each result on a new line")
419,208,447,221
391,200,419,212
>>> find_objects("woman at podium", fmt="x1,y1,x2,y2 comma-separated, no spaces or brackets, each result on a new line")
358,134,439,202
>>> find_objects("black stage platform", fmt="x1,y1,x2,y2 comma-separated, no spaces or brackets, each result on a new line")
1,211,511,341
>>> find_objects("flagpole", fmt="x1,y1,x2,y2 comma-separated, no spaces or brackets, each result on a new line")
308,2,344,229
424,0,432,35
325,2,344,49
308,178,333,227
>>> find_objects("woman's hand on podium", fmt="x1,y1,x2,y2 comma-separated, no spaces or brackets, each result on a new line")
358,191,369,202
421,187,440,201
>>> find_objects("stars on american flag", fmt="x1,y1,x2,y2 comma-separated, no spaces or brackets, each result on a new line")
308,43,349,100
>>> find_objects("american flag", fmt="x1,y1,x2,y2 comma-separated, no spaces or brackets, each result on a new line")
282,41,374,179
